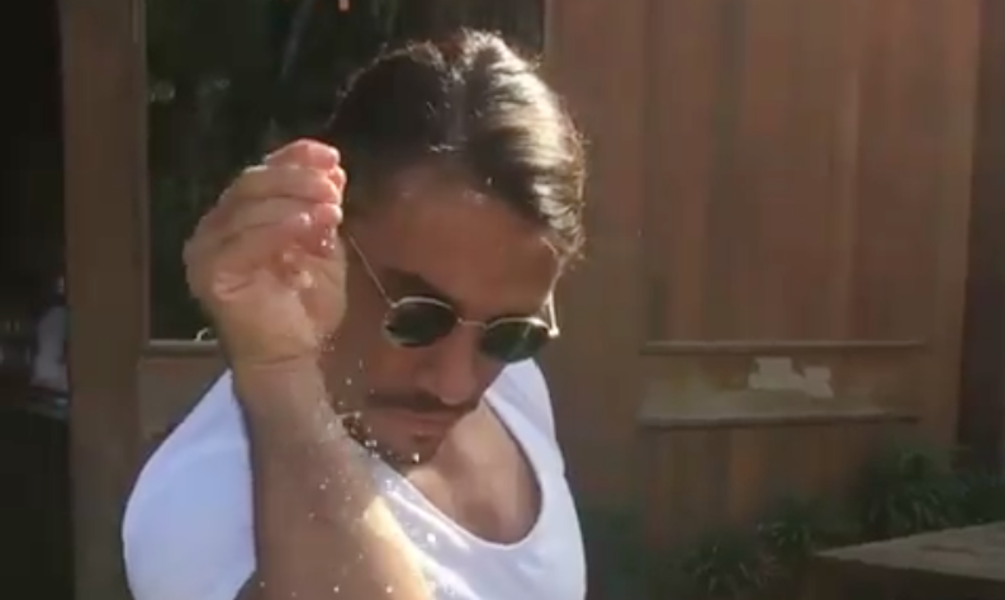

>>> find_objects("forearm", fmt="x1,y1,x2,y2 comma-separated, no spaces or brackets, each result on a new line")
233,360,429,600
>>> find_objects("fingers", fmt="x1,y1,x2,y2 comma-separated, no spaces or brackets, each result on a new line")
187,197,340,268
219,196,339,242
220,165,341,210
187,164,342,261
185,138,348,302
265,139,340,172
210,138,344,228
267,139,347,191
187,212,341,300
203,165,342,240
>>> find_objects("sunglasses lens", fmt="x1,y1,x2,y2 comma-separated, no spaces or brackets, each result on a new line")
384,299,457,347
480,321,553,363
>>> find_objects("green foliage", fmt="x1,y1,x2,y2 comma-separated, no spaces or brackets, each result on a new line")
648,441,1005,600
854,442,967,539
756,498,858,567
957,468,1005,524
578,444,1005,600
674,529,774,599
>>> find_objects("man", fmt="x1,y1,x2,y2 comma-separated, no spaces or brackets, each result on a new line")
123,30,587,600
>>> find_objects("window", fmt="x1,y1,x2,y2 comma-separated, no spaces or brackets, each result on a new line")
146,0,545,340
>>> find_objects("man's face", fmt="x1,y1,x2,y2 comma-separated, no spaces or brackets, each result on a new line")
323,167,561,464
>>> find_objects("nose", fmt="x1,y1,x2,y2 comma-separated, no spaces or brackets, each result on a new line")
415,326,481,407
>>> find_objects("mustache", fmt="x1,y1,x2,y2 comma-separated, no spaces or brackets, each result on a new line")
367,391,473,415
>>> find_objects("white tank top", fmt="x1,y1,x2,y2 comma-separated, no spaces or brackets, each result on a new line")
122,361,586,600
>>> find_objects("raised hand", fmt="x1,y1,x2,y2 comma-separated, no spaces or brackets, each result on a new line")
183,139,348,367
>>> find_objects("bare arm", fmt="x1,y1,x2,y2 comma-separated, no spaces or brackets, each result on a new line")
234,360,429,600
173,138,422,600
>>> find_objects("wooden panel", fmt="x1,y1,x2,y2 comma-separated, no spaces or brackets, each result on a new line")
627,6,978,546
644,0,974,346
540,0,650,501
543,0,978,506
137,346,223,445
61,0,145,596
957,0,1005,468
639,412,916,549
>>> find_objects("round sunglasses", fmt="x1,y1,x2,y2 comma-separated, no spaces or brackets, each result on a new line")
347,236,559,363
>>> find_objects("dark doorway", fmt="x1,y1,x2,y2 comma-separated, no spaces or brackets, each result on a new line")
0,0,72,595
